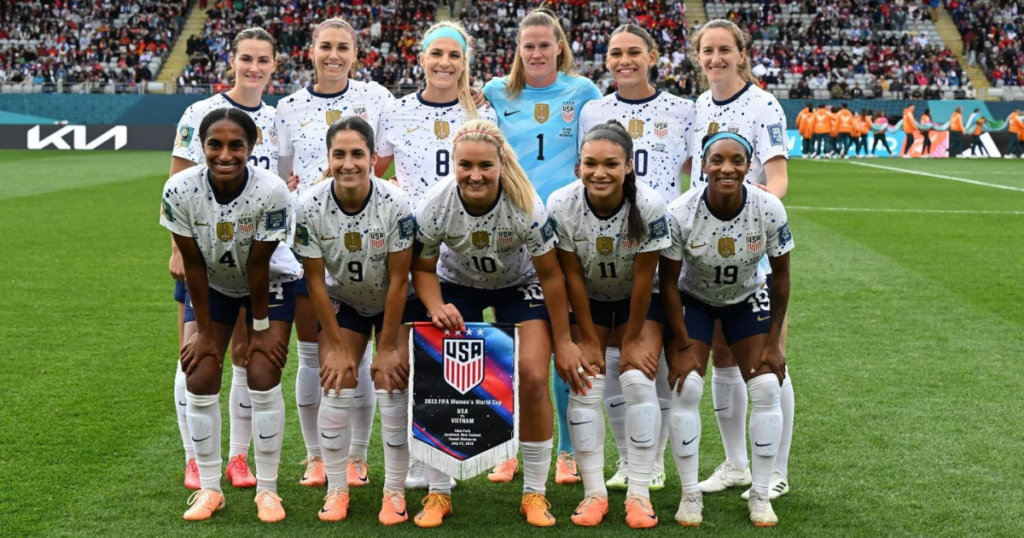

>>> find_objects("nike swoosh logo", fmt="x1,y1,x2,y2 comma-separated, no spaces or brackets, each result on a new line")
191,435,211,443
259,432,280,440
648,514,658,520
239,403,251,409
504,110,520,117
757,315,770,321
630,436,651,444
689,243,708,249
529,303,544,308
406,126,421,133
300,120,315,128
569,420,592,426
396,510,408,517
660,407,670,411
386,442,405,448
610,401,626,408
269,304,282,308
573,237,587,242
713,406,728,412
755,442,772,447
448,235,465,241
321,236,337,241
682,435,698,446
322,432,339,439
195,222,209,227
356,474,368,482
298,402,318,407
320,507,331,513
178,400,187,407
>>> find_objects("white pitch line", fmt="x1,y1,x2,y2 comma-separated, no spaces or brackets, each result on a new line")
838,160,1024,193
789,205,1024,215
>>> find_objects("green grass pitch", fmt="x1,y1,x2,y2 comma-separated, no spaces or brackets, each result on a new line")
1,151,1022,537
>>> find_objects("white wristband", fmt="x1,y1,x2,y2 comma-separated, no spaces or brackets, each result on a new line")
253,317,270,331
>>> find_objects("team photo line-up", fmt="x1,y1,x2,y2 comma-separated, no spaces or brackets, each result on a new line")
162,11,795,529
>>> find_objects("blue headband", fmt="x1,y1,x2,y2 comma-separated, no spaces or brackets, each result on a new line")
703,131,753,157
422,27,467,52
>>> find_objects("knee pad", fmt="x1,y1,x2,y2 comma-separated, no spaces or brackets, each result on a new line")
353,365,374,407
749,412,782,457
296,366,322,407
670,412,700,457
252,410,283,452
626,403,657,448
567,405,601,452
712,379,736,418
186,414,215,457
376,390,408,446
319,391,354,450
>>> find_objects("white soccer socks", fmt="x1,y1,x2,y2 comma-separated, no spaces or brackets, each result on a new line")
250,384,285,493
186,391,222,491
521,439,553,495
654,352,672,474
712,365,749,468
747,374,783,496
603,348,629,462
174,365,195,463
777,373,794,478
568,375,606,497
295,341,322,459
228,365,253,459
351,347,376,461
319,389,355,491
377,389,410,493
427,467,454,495
621,370,660,498
669,371,704,494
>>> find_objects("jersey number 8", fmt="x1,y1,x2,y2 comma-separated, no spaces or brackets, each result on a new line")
436,149,450,177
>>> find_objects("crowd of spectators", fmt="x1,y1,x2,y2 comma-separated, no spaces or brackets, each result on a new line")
0,0,189,92
947,0,1023,87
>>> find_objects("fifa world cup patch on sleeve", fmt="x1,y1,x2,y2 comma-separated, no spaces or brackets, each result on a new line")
399,215,416,240
768,123,784,147
540,218,556,242
778,222,792,247
649,216,668,239
296,223,310,246
266,209,287,231
162,200,175,222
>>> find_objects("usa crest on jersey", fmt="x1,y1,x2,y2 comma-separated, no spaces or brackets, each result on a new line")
354,104,368,121
562,102,575,123
369,229,386,250
497,229,515,248
747,234,763,255
655,120,669,139
443,337,485,394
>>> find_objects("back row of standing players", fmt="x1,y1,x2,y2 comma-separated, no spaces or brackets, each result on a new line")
162,10,795,529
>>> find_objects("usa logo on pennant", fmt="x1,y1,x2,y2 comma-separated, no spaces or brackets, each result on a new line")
369,229,386,250
443,338,485,394
237,216,255,235
746,234,763,255
562,102,575,123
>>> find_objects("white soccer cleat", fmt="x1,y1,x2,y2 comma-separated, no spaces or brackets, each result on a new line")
675,491,704,527
748,489,778,527
406,459,428,490
741,470,789,500
650,460,665,491
698,460,751,493
605,457,628,491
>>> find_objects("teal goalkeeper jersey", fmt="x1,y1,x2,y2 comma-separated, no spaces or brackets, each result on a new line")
484,73,602,203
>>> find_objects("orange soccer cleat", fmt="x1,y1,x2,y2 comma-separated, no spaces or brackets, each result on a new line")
299,456,326,488
520,493,556,527
414,492,453,528
487,458,519,483
319,488,350,522
555,451,581,485
571,494,609,527
347,457,370,487
379,489,409,526
182,489,225,521
226,454,257,488
625,493,659,529
184,459,201,491
254,490,286,523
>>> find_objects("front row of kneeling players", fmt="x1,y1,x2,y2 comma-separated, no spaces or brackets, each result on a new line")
161,109,792,528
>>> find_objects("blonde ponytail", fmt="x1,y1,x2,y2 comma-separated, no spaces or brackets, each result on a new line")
506,8,577,99
452,119,536,216
421,21,479,119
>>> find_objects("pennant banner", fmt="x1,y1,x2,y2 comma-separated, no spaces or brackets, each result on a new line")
408,322,519,479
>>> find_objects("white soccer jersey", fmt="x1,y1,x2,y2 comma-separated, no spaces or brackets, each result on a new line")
548,181,671,301
579,91,695,203
688,83,788,190
276,82,394,196
663,185,793,306
376,92,499,204
160,165,301,298
415,177,557,289
293,177,415,316
172,93,279,172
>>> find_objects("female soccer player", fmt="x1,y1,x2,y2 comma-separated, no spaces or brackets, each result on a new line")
549,121,671,528
661,132,792,527
483,8,602,484
168,27,280,491
373,20,497,491
687,19,795,501
412,119,589,527
292,117,415,525
160,108,300,522
577,23,695,493
275,17,394,488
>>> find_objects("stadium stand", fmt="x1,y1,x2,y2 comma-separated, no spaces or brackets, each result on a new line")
946,0,1024,100
0,0,190,94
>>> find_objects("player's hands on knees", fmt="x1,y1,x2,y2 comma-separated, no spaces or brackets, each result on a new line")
578,338,605,374
555,340,596,396
181,330,221,375
621,339,659,380
320,344,358,395
371,346,409,396
248,329,287,370
430,303,465,332
755,344,787,385
667,342,701,393
286,172,300,192
169,252,185,281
